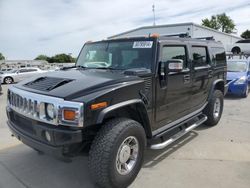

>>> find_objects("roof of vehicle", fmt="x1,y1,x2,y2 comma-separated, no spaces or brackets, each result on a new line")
95,35,223,46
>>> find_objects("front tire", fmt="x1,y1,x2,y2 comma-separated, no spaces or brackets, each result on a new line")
4,77,14,84
89,118,146,188
242,85,249,98
203,90,224,126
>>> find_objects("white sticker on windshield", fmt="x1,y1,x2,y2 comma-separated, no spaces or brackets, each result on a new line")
133,41,153,48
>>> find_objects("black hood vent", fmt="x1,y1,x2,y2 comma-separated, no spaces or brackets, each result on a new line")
23,77,73,91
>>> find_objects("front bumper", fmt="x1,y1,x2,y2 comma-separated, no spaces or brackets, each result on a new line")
227,83,247,95
6,107,83,158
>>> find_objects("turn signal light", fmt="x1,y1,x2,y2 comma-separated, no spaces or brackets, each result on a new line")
91,102,108,110
63,110,76,121
150,33,160,38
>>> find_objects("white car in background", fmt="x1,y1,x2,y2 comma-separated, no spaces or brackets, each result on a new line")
229,39,250,54
0,67,45,84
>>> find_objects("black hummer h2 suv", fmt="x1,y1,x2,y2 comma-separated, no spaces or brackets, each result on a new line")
6,35,227,188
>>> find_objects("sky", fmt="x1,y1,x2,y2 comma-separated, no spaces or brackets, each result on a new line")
0,0,250,60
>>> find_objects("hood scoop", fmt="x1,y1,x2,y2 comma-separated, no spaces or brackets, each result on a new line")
23,77,74,91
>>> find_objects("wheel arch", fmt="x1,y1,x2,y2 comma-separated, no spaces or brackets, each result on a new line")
231,46,241,53
208,79,225,101
3,76,14,84
96,99,152,138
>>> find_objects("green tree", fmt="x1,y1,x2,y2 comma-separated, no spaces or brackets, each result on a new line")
50,53,75,63
241,29,250,39
202,16,220,30
202,13,236,33
34,54,50,62
0,53,5,60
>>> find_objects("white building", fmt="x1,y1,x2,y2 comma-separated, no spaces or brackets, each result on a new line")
109,22,242,49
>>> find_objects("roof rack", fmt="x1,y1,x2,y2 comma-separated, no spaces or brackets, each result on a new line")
160,32,190,38
152,33,216,41
195,36,215,40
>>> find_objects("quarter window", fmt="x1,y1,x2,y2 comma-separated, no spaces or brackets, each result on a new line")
211,47,226,66
162,46,188,68
192,46,209,67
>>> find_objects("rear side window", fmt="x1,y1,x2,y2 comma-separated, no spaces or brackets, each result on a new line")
192,46,209,67
28,69,38,72
19,69,28,73
162,46,188,68
211,47,226,66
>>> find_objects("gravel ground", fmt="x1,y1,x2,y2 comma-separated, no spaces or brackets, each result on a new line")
0,84,249,188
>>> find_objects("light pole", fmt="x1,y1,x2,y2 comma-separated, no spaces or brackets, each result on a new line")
152,4,156,26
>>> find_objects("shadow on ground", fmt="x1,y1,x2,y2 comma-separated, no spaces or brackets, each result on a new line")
0,130,200,188
224,94,245,100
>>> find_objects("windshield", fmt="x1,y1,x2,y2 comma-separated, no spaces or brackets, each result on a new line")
76,40,154,70
227,61,248,72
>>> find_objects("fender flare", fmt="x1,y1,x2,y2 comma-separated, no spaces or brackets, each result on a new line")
208,79,225,101
97,99,152,137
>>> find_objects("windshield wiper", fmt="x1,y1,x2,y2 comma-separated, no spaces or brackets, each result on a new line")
93,67,119,70
76,65,88,69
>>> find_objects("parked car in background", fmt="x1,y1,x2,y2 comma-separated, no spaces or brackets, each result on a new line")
228,39,250,54
226,57,250,97
0,67,45,84
0,68,13,73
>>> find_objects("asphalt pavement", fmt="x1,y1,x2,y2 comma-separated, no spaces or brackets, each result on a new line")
0,85,250,188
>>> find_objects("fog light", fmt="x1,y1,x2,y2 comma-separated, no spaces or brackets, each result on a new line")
45,131,51,142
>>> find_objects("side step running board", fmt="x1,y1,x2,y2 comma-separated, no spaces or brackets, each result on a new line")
150,114,208,150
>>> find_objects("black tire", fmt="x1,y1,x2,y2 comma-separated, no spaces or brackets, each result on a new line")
242,85,249,98
4,77,13,84
231,47,241,54
203,90,224,126
89,118,146,188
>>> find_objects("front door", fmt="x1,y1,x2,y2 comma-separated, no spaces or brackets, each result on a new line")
155,44,192,131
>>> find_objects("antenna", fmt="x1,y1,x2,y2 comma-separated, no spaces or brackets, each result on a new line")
152,4,156,26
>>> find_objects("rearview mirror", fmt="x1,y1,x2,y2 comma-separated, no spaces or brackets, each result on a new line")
167,59,183,72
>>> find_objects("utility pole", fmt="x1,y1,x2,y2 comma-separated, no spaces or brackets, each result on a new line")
152,4,156,26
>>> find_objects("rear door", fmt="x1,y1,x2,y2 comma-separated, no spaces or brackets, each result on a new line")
155,43,192,131
190,45,212,110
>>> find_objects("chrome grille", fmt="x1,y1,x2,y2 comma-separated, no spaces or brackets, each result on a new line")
7,86,84,127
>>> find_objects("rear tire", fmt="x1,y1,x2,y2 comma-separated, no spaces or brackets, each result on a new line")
231,47,241,54
89,118,146,188
203,90,224,126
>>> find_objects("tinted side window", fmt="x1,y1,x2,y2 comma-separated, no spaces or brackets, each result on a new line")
192,46,208,67
211,47,226,66
162,46,187,68
19,69,28,73
28,69,38,72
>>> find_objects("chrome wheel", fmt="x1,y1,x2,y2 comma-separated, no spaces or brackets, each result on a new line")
116,136,139,175
213,98,221,118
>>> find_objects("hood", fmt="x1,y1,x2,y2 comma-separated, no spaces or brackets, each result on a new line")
227,71,247,81
14,69,142,99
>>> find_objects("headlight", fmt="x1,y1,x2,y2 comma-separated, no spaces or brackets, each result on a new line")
46,103,55,119
234,76,247,85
